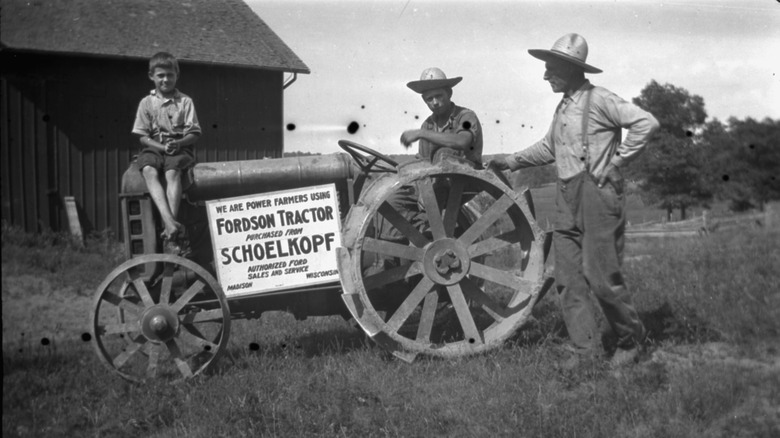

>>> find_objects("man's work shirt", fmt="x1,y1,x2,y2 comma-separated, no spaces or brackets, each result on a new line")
132,89,201,142
506,80,658,180
419,103,483,166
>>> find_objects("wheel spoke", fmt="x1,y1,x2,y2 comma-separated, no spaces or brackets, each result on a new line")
416,290,439,342
458,194,515,245
181,308,225,324
418,178,446,240
146,344,161,378
363,237,424,261
159,262,175,305
101,290,143,315
468,230,522,258
127,272,156,307
165,340,194,379
171,280,205,312
112,335,147,369
378,201,429,248
386,276,435,332
469,262,534,297
460,277,509,321
364,261,423,290
446,283,482,344
442,177,466,237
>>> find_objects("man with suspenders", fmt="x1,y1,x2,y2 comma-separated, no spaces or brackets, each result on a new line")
488,33,659,367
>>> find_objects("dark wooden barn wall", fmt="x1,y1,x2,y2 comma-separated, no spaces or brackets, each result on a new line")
1,52,284,235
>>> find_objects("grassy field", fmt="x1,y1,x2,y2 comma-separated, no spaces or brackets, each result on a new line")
3,219,779,437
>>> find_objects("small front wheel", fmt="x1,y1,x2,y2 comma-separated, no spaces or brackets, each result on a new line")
90,254,231,382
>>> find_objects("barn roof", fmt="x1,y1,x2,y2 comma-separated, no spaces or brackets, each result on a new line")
0,0,310,74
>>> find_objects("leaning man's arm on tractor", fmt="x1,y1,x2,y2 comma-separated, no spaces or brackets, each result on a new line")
489,123,556,171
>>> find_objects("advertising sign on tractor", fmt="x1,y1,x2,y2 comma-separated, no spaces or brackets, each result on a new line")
206,184,341,298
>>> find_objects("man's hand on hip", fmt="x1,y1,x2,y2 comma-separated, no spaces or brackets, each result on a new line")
598,163,621,188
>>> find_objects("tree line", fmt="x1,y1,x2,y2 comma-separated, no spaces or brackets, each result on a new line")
631,80,779,219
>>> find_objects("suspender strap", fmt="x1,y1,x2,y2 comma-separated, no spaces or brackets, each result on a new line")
581,86,594,172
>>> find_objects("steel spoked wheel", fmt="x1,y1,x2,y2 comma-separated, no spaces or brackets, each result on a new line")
91,254,231,382
339,160,548,360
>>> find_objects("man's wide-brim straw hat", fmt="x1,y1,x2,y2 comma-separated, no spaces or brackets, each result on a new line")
407,67,463,93
528,33,603,74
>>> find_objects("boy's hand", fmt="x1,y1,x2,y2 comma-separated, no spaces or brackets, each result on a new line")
400,129,420,149
165,139,180,155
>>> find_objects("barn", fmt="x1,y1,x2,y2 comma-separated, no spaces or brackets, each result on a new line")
0,0,310,235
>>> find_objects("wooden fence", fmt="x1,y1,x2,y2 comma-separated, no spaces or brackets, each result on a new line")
626,205,777,238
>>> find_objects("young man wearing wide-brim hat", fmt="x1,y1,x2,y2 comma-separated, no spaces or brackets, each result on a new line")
368,68,484,274
400,67,483,167
488,33,660,368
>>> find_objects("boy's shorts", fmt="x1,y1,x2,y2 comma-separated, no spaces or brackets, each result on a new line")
136,147,196,173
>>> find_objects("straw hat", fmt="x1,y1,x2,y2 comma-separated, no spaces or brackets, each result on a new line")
406,67,463,93
528,33,602,74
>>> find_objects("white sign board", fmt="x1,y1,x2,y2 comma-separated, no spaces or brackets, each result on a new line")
205,184,341,298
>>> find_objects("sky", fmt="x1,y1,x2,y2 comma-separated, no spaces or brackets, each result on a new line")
248,0,780,156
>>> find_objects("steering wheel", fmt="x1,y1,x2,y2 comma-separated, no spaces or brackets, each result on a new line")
338,140,398,174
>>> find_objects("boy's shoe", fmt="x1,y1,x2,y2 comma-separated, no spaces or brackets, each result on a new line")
176,229,192,258
162,231,182,256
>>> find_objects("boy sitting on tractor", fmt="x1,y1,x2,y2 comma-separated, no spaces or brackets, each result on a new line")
131,52,201,255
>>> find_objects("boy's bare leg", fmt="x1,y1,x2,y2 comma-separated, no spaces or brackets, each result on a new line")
141,166,181,237
165,169,182,219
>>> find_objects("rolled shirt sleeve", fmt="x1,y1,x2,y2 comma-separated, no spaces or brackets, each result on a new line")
506,81,659,179
597,91,659,169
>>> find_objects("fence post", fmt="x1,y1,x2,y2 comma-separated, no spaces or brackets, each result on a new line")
63,196,85,247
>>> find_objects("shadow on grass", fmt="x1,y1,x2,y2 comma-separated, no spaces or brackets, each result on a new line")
640,301,723,345
224,323,378,365
507,295,723,354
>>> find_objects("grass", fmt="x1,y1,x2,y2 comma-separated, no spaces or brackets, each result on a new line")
3,224,780,437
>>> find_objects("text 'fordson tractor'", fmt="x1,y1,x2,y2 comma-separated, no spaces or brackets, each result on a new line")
90,141,553,382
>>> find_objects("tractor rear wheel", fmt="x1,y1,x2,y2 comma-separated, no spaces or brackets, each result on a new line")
339,159,551,361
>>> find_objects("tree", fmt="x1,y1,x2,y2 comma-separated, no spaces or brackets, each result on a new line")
630,80,711,220
703,117,780,211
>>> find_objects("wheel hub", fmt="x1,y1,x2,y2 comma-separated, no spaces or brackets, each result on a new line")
140,305,180,343
423,239,470,285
